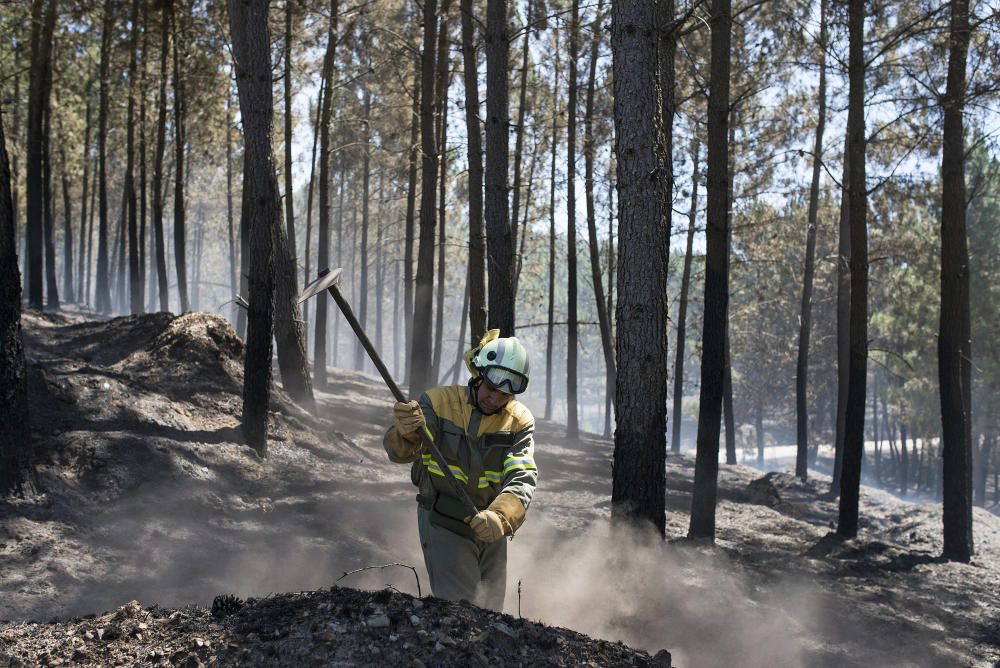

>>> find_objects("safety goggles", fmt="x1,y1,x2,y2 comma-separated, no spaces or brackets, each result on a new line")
481,366,529,395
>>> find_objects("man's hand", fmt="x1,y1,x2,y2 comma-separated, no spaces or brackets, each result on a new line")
465,510,506,543
393,401,425,440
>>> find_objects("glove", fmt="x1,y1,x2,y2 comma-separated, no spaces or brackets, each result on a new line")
465,509,506,543
393,401,425,440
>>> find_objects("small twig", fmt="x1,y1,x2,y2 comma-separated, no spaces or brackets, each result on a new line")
337,563,422,599
517,579,522,619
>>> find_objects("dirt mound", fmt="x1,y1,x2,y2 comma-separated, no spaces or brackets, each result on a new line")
115,312,245,396
0,587,667,667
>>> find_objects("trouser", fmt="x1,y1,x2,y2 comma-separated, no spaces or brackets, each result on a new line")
417,506,507,610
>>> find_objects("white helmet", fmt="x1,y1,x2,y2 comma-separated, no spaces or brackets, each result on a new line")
471,336,530,394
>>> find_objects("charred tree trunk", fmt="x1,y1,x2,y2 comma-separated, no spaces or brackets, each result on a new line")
671,132,700,454
836,0,869,538
77,86,93,304
565,0,580,438
939,0,973,561
404,56,420,376
689,0,731,540
126,0,142,314
95,0,114,313
357,87,372,372
42,79,59,311
271,204,314,410
227,77,238,325
302,82,324,337
152,1,170,313
832,126,851,494
26,0,58,310
432,12,451,382
0,101,38,496
313,0,338,390
585,0,614,437
611,0,670,535
543,24,560,422
138,4,149,311
509,0,532,289
409,0,440,395
228,0,280,457
172,4,189,313
283,0,297,272
462,43,486,342
484,0,514,335
796,0,828,480
58,140,73,303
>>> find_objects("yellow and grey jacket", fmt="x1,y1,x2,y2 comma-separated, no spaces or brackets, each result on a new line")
383,384,537,538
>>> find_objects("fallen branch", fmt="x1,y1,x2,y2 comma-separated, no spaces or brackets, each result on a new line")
336,563,422,599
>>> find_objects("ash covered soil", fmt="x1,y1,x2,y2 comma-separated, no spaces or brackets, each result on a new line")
2,310,999,668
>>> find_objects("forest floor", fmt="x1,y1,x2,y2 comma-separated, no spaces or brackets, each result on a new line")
1,309,999,668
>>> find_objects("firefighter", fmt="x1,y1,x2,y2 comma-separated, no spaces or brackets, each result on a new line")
383,330,537,610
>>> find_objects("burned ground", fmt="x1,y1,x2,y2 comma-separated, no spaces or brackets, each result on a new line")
1,310,999,667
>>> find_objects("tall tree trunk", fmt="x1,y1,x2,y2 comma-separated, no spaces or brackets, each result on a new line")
0,101,37,496
974,434,992,508
409,0,440,395
152,0,170,313
302,82,325,337
722,113,737,466
272,203,314,409
832,126,851,493
58,141,73,303
433,8,451,382
451,271,471,384
42,78,59,311
671,132,700,454
611,0,670,534
228,0,280,458
138,2,149,311
460,0,486,346
544,25,560,422
900,420,909,494
604,169,615,438
583,1,612,434
357,87,372,372
795,0,829,480
26,0,58,310
283,0,297,272
313,0,338,390
77,85,93,303
939,0,973,562
484,0,514,335
85,140,97,304
24,0,43,308
332,171,345,367
689,0,731,540
584,0,615,437
565,0,580,438
172,3,189,313
836,0,869,538
227,75,238,325
126,0,143,314
375,178,385,367
509,0,533,280
404,56,420,378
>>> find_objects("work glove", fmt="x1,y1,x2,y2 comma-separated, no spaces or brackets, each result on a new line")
393,400,425,441
465,509,506,543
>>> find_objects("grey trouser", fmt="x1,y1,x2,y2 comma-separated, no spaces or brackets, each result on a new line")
417,506,507,610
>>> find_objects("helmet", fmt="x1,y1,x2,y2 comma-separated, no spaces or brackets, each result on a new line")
471,335,530,394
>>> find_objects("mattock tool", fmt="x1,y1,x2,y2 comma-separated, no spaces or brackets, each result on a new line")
298,267,479,517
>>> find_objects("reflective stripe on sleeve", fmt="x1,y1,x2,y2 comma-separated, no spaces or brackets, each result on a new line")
502,455,537,476
478,470,503,488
